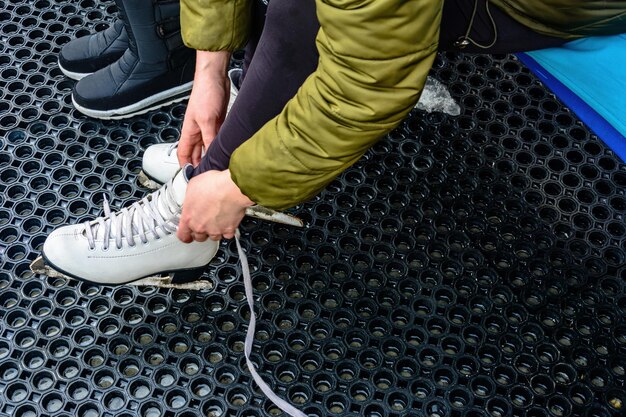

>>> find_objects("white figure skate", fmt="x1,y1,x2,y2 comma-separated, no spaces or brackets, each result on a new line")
30,164,302,289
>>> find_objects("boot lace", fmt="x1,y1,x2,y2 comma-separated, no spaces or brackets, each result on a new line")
166,142,178,156
236,232,307,417
84,183,179,251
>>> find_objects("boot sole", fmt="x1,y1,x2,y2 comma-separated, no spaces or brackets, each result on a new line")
72,81,193,120
31,254,213,289
58,62,93,81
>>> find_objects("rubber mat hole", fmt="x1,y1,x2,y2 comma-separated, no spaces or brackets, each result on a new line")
108,336,131,356
154,367,177,388
13,404,36,417
487,397,510,417
334,357,354,380
165,389,188,409
119,358,141,377
139,402,163,417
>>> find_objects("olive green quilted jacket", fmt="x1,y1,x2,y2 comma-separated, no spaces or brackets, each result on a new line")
181,0,626,210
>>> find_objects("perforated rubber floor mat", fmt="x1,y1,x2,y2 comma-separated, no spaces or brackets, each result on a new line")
0,1,625,417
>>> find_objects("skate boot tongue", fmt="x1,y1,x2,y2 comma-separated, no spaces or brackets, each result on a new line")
143,164,191,230
171,165,193,205
155,164,191,217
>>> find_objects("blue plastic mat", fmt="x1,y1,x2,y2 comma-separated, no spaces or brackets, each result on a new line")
518,35,626,162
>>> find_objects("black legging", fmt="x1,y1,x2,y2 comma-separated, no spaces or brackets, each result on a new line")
192,0,567,176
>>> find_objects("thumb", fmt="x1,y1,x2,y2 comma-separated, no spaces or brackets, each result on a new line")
178,131,200,167
199,115,223,150
177,212,194,243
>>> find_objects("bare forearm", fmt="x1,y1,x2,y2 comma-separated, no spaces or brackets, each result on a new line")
195,50,230,78
177,50,232,166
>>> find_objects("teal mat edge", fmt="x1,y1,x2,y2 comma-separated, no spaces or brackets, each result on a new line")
517,53,626,163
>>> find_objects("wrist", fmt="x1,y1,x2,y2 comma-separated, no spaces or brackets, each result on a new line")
195,50,230,77
224,169,254,207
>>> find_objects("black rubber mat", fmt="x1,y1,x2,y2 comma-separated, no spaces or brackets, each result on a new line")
1,1,625,417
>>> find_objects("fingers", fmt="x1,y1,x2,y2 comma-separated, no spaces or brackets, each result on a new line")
177,134,195,167
191,144,202,167
192,232,229,242
200,124,218,151
179,227,234,243
179,119,217,167
177,222,193,244
191,232,209,242
178,115,204,163
194,228,234,242
178,119,194,166
221,228,235,239
178,215,230,243
176,170,246,243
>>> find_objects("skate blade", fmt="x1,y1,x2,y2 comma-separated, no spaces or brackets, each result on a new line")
29,256,213,290
245,206,303,227
129,276,213,290
137,171,162,190
30,256,68,279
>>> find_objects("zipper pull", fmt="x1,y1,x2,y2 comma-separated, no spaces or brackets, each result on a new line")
454,37,470,49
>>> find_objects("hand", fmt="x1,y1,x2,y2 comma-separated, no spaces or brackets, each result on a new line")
177,170,254,242
178,50,231,167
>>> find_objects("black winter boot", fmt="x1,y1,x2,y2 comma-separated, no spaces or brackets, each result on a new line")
59,19,128,80
72,0,195,120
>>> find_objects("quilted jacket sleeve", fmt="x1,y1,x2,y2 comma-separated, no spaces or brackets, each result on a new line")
229,0,443,210
180,0,252,51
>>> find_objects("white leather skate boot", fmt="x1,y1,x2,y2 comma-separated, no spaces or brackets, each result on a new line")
138,68,242,189
39,165,218,286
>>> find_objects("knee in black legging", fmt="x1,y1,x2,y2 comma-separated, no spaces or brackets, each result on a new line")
259,0,319,70
265,0,312,30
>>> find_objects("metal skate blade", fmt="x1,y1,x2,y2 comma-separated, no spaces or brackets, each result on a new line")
137,171,162,190
244,206,303,227
30,256,213,290
129,276,213,290
30,256,70,279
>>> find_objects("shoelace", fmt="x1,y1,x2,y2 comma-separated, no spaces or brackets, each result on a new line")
166,142,178,156
235,231,307,417
84,184,179,251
